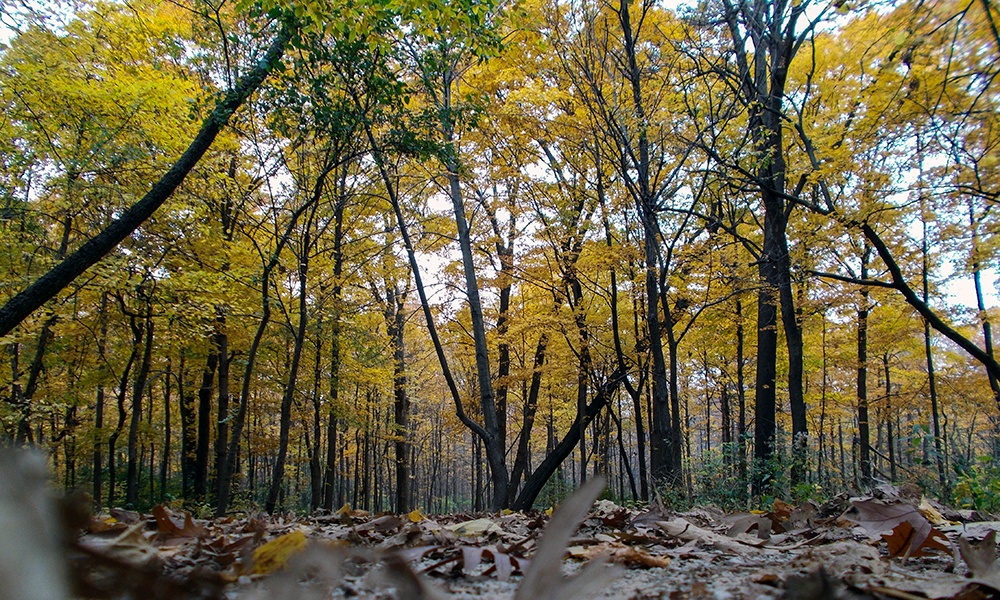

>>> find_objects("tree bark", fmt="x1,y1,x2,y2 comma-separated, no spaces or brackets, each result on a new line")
126,299,154,507
195,346,218,500
265,226,311,514
513,370,625,510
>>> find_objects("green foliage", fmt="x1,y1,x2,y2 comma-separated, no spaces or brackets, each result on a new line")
952,459,1000,512
687,446,748,510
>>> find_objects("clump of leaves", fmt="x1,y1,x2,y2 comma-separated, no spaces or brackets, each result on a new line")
952,460,1000,512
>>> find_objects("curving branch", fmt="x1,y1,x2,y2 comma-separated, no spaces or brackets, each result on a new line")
0,21,294,338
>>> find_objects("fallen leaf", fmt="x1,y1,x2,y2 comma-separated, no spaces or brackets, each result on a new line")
151,504,204,538
845,498,951,558
772,499,793,522
881,520,950,557
919,497,949,526
446,518,502,537
725,513,773,540
960,530,1000,591
357,514,405,534
109,508,141,524
788,501,818,530
251,530,308,575
515,477,622,600
595,544,672,568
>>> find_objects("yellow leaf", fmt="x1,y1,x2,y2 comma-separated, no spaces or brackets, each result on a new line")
408,509,425,523
918,497,948,526
446,518,502,536
336,503,353,516
251,530,308,575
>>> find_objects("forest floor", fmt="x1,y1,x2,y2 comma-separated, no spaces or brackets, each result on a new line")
3,452,1000,600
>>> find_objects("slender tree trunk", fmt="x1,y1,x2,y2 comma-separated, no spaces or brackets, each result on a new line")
920,183,946,491
445,162,508,509
884,353,896,482
323,187,347,512
195,346,218,500
213,310,230,507
857,289,871,485
386,285,410,514
108,310,140,507
818,315,828,486
92,293,109,506
506,334,547,505
160,358,172,501
358,116,505,508
265,229,311,514
736,296,747,485
179,354,197,499
309,324,324,511
17,315,56,444
126,302,154,507
513,370,625,510
215,170,324,517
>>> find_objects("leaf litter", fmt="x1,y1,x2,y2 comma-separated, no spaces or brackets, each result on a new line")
5,451,1000,599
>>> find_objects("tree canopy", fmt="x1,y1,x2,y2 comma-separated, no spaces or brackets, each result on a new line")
2,0,1000,514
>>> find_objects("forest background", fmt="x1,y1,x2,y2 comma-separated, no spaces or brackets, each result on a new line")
1,0,999,519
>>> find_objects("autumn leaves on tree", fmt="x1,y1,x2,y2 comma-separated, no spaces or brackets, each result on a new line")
2,0,1000,515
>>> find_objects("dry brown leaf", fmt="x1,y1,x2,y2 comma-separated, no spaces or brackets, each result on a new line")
356,514,405,534
919,497,950,526
151,504,205,538
514,477,622,600
845,498,951,558
591,544,672,568
960,530,1000,591
881,520,950,558
446,518,502,537
657,517,772,555
725,513,773,540
788,501,819,530
772,499,793,522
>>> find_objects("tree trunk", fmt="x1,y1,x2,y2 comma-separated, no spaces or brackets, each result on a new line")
126,302,154,507
513,370,625,510
160,358,172,501
195,346,218,500
506,333,547,505
265,229,311,514
179,354,197,500
323,187,347,512
309,324,324,511
857,291,871,485
386,285,411,514
108,310,140,507
213,310,230,507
